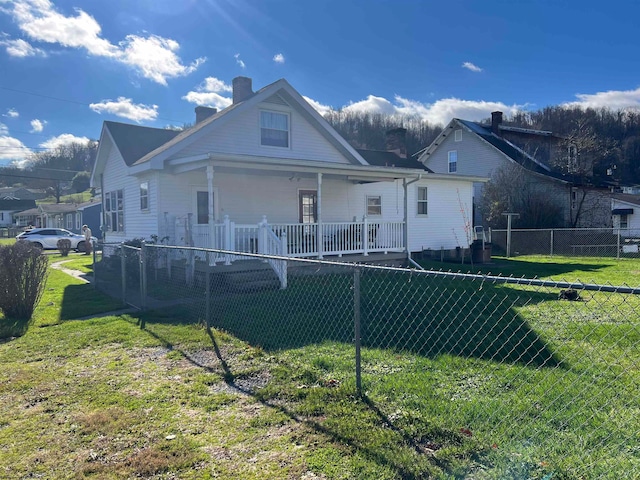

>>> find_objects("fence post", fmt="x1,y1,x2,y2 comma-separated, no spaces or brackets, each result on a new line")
140,242,147,311
92,241,97,289
363,216,369,256
205,250,211,328
550,229,554,257
617,228,621,260
120,243,126,305
354,268,362,396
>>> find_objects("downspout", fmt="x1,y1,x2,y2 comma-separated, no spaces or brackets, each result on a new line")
100,174,106,242
317,172,323,259
207,164,215,249
403,174,424,268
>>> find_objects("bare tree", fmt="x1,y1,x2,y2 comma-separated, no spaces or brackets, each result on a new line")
481,164,563,229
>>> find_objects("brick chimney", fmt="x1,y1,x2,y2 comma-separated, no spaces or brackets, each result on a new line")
385,127,408,158
232,76,253,104
491,111,503,135
195,106,217,124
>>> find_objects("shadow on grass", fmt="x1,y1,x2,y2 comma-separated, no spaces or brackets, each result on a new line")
124,317,469,479
144,269,564,368
0,315,31,339
235,272,559,367
59,283,125,320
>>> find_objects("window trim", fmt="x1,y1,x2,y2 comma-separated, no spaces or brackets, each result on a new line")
416,186,428,216
260,109,290,149
454,129,462,142
140,181,149,211
75,212,81,230
105,189,124,233
66,214,73,230
620,214,629,229
366,195,382,217
448,150,458,173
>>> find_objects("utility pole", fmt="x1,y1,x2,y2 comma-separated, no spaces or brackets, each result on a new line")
502,212,520,258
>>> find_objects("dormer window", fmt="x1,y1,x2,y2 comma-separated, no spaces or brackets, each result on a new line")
260,110,289,148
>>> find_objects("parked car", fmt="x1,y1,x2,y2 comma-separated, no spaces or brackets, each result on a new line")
16,228,97,252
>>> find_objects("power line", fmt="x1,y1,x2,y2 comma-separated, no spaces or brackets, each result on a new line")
0,85,190,124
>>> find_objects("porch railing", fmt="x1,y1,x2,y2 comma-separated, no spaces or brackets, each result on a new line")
176,215,405,260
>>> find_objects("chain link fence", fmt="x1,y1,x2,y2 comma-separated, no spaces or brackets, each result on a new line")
492,227,640,258
93,243,640,477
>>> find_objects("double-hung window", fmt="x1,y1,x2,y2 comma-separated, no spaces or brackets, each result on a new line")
105,189,124,232
366,195,382,216
140,181,149,211
260,111,289,147
417,186,428,215
448,151,458,173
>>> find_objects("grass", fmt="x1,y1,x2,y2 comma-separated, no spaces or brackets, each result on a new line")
419,254,640,287
0,255,638,478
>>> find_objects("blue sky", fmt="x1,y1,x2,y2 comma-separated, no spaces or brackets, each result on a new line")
1,0,640,167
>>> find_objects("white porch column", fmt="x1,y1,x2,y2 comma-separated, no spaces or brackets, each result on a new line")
317,172,323,259
207,164,215,249
403,178,409,253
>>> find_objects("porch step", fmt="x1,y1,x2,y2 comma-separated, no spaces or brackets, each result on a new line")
210,261,281,293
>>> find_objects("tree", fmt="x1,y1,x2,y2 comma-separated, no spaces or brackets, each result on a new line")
71,171,91,193
481,164,563,229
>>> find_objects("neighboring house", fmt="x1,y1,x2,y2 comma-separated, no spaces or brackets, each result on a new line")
13,202,100,233
611,194,640,231
92,76,485,267
0,199,36,227
417,112,612,228
0,187,47,201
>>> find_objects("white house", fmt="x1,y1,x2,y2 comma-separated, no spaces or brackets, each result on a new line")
91,77,484,265
611,193,640,231
417,113,612,228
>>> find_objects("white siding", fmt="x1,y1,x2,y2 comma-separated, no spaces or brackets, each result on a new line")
172,101,349,164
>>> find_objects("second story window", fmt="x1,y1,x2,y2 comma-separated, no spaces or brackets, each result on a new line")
140,181,149,211
260,111,289,148
448,150,458,173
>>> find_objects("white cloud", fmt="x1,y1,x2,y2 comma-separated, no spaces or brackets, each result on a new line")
303,96,333,116
0,131,31,166
3,108,19,118
462,62,483,73
89,97,158,123
564,86,640,110
234,53,245,69
39,133,90,150
118,35,206,86
4,0,205,84
182,77,233,109
343,94,522,125
0,38,46,57
201,77,232,93
273,53,285,64
30,118,46,132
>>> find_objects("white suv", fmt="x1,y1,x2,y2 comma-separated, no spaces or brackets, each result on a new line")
16,228,97,252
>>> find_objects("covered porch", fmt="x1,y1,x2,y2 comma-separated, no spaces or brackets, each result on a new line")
154,153,422,262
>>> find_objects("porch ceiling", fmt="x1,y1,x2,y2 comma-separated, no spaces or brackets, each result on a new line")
166,152,424,182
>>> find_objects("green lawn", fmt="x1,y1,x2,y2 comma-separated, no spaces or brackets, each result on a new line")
419,254,640,287
0,255,638,478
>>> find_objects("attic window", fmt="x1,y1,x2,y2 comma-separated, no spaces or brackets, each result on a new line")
260,111,289,148
455,129,462,142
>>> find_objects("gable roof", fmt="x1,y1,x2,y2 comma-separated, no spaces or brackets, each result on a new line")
417,118,576,184
0,199,36,211
612,193,640,207
356,149,431,171
130,78,368,169
104,121,181,166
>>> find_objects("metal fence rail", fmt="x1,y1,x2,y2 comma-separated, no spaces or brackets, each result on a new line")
93,243,640,478
492,227,640,258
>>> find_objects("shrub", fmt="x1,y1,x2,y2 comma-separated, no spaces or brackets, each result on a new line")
57,238,72,256
0,242,49,322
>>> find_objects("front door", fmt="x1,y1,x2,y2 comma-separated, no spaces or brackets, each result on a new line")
299,190,317,224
